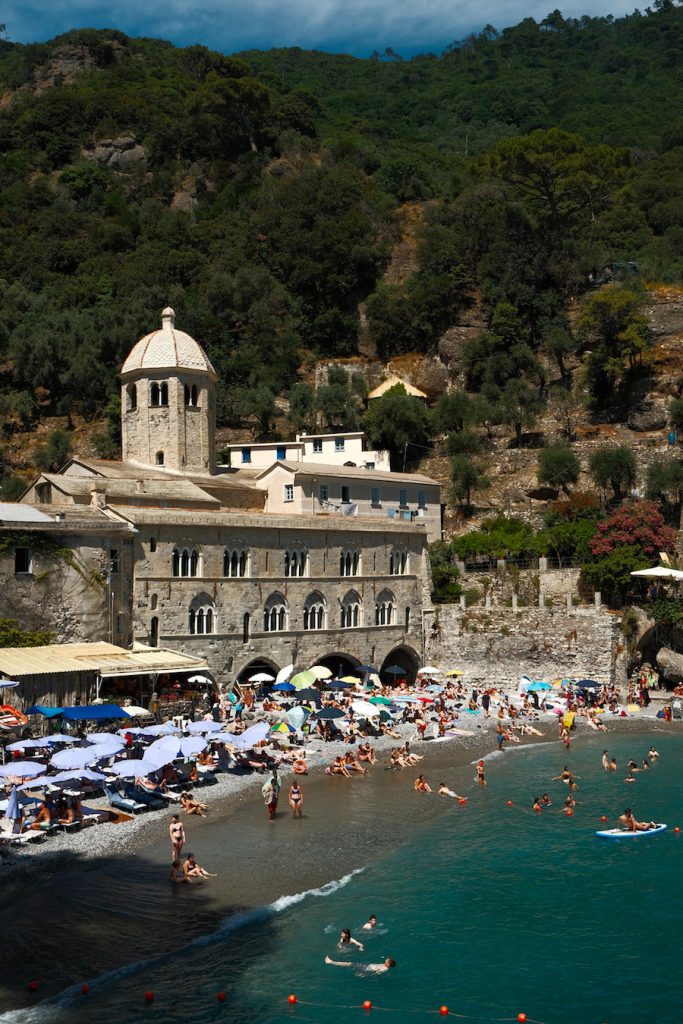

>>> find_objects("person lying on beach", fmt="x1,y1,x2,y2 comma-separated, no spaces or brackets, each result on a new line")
438,783,466,801
325,955,396,974
180,791,208,817
414,775,432,793
183,853,216,879
197,750,215,767
617,808,657,832
380,723,401,739
362,915,377,930
339,928,363,950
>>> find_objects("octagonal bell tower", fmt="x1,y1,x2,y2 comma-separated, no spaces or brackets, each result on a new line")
120,307,217,474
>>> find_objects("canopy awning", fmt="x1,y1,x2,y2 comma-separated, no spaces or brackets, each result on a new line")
27,704,129,720
630,567,683,580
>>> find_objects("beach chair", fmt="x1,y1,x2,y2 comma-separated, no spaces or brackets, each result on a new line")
123,783,166,810
0,817,46,845
56,820,82,834
104,784,147,815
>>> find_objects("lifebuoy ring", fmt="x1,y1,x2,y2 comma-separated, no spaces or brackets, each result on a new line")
292,759,308,774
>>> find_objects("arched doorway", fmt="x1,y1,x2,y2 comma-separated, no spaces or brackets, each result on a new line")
315,652,361,678
380,646,420,685
236,657,281,687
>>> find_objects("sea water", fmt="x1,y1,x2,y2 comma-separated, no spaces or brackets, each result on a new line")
3,731,683,1024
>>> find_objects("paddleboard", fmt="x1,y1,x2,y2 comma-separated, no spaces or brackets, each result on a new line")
596,824,667,839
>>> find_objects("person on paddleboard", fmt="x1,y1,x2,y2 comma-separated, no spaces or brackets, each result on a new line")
618,808,657,832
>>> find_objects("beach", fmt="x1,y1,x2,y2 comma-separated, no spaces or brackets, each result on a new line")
0,704,675,1017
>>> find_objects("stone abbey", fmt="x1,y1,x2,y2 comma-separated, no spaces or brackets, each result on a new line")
1,309,441,686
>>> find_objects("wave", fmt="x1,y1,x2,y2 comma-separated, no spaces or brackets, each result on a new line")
0,868,365,1024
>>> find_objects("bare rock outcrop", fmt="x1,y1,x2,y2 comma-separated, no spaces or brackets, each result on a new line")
656,645,683,682
84,135,147,171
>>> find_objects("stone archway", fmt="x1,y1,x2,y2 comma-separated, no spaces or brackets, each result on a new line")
235,656,281,685
380,645,420,685
315,652,361,678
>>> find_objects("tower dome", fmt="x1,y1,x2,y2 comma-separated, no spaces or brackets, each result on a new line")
121,308,217,379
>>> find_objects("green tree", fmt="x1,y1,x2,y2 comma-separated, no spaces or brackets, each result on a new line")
588,445,637,500
537,443,581,494
499,379,544,446
34,430,72,473
669,398,683,433
428,541,462,603
580,288,651,404
362,385,431,470
451,454,489,511
288,382,316,433
0,619,53,647
581,545,650,605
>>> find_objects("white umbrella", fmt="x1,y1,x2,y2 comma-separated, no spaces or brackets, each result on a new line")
417,665,441,675
6,738,49,751
275,664,294,684
249,672,274,683
44,733,76,744
231,722,270,749
144,736,207,767
351,700,381,718
120,705,151,718
109,759,160,778
186,720,223,734
286,706,310,729
309,665,333,680
50,746,114,770
188,674,212,684
631,566,683,580
0,761,46,779
139,722,179,736
0,679,20,688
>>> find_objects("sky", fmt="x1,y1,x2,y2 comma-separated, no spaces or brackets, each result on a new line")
3,1,641,57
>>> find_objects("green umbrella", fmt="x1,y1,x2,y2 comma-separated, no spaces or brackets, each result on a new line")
290,669,317,690
369,696,393,705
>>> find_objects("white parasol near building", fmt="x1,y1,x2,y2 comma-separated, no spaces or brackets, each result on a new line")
630,567,683,580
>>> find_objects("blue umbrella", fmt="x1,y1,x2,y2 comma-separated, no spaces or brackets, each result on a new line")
273,681,296,691
358,665,377,673
314,707,346,720
327,680,354,690
6,786,21,826
577,679,600,689
383,665,406,675
527,681,553,692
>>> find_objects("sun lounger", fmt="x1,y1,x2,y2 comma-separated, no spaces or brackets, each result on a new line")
124,784,166,810
0,817,46,844
80,806,111,826
56,820,82,834
104,784,147,815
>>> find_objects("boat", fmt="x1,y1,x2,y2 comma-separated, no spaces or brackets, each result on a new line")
0,680,29,734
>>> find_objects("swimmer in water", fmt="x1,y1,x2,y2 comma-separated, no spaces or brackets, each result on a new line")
602,750,609,771
339,928,363,950
532,797,542,812
624,771,636,783
325,956,396,974
541,793,552,807
438,783,466,800
414,775,432,793
648,746,659,760
608,758,617,772
362,915,377,931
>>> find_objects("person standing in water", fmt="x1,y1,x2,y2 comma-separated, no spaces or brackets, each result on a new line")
263,776,280,821
288,780,303,818
476,760,487,785
169,814,185,861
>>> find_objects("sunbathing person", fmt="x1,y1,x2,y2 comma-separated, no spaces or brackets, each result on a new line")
169,859,193,883
28,800,55,830
183,852,216,879
197,750,215,767
325,756,351,777
179,791,208,817
414,774,432,792
344,751,367,774
162,764,181,786
358,743,376,765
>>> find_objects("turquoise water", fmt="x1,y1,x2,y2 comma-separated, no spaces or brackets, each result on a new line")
5,731,683,1024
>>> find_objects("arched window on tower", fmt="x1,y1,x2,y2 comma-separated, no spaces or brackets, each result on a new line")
172,546,200,578
224,545,249,577
189,594,214,635
156,451,165,466
159,382,168,406
341,590,362,629
374,589,396,626
150,616,159,647
284,547,307,578
339,547,360,577
126,383,137,411
263,593,288,633
150,382,160,406
389,548,408,575
303,592,326,630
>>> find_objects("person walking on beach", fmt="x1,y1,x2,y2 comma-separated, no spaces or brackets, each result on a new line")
169,814,185,861
476,760,487,785
263,775,280,821
288,780,303,818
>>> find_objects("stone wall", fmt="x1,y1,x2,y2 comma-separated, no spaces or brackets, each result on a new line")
425,604,621,688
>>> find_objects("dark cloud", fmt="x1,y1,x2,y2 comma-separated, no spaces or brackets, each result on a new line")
4,1,640,56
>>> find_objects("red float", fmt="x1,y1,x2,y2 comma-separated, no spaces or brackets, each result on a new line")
27,982,39,993
518,1014,527,1023
288,994,297,1005
217,992,226,1002
144,992,154,1003
362,999,372,1010
566,809,573,816
675,827,680,834
601,816,607,822
81,984,90,995
439,1006,449,1016
506,801,513,807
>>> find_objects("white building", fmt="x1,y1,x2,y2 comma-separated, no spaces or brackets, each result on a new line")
225,431,390,472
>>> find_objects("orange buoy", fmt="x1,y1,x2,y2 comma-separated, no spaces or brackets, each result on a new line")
288,994,297,1005
675,827,680,834
144,991,154,1003
506,800,513,807
601,816,607,822
363,999,372,1010
518,1014,527,1023
81,984,90,995
566,809,573,816
27,982,39,993
217,992,226,1002
439,1006,449,1016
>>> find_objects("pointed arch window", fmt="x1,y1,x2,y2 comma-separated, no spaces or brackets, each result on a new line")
340,547,360,577
126,383,137,411
284,547,307,578
263,593,288,633
224,546,248,578
341,590,362,629
390,548,408,575
375,589,396,626
303,592,326,631
172,546,200,578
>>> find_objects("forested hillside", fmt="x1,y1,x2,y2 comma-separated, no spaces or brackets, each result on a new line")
1,5,683,499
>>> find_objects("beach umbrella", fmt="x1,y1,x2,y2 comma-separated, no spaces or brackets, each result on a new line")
6,738,49,751
270,722,295,734
286,707,310,729
188,674,211,684
139,722,179,736
5,786,21,828
273,681,296,692
86,732,125,746
185,720,224,734
339,675,361,683
445,669,463,676
44,733,76,744
293,687,322,702
425,684,443,693
327,680,355,690
314,707,345,721
209,732,241,745
366,674,382,688
275,664,294,684
369,696,393,706
50,746,112,770
120,705,151,718
249,671,274,683
290,670,317,690
351,700,381,717
109,759,160,778
235,722,270,747
309,665,333,680
383,665,405,676
358,665,377,673
577,679,601,689
0,761,46,779
526,681,552,692
417,665,441,675
146,736,207,765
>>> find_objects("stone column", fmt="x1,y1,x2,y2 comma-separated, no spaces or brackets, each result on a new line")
594,591,602,610
512,594,519,612
539,593,545,609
